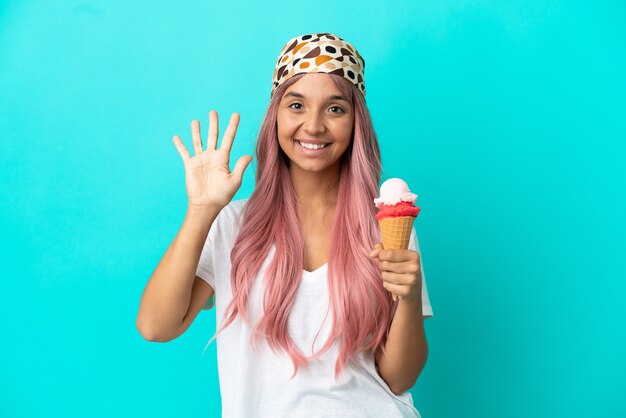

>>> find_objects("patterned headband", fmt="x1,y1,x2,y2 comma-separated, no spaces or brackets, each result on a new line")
271,33,366,99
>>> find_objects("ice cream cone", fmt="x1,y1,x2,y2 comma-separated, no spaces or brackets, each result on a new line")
378,216,415,250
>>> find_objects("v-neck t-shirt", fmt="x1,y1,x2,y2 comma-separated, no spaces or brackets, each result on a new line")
196,199,434,418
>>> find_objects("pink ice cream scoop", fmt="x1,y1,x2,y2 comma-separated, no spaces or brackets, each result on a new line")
374,178,420,221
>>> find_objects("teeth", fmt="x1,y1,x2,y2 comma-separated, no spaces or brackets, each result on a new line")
297,141,328,150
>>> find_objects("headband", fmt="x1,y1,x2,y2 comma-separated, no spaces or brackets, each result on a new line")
271,33,366,99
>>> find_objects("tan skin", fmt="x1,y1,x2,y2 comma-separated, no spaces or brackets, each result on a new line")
299,204,334,272
173,74,425,393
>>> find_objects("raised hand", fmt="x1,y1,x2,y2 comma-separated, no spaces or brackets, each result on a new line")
172,111,253,211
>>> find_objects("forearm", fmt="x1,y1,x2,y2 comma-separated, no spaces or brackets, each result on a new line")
136,206,220,341
376,296,428,395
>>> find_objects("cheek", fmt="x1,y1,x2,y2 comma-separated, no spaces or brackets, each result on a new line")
277,118,296,139
335,121,354,143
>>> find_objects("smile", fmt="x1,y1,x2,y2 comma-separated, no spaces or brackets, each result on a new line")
296,140,330,150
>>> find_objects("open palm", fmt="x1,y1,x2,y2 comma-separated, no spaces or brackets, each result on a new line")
172,111,253,210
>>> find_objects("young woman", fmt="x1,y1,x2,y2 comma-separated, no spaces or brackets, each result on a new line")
137,33,434,418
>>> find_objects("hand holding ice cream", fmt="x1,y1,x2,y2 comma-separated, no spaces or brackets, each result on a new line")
370,178,422,302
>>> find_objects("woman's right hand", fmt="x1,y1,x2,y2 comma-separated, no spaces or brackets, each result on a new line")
172,111,253,211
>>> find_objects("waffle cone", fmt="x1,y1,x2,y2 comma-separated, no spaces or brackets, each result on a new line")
378,216,415,249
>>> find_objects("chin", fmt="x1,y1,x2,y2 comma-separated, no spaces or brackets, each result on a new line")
294,164,325,172
293,160,341,174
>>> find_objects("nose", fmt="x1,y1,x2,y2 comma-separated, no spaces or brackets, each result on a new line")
302,109,326,135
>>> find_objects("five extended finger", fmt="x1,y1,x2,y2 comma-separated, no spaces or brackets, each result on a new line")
219,113,240,152
172,135,191,167
207,110,218,150
191,120,203,155
231,155,253,183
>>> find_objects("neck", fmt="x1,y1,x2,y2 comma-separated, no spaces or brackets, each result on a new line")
289,164,341,211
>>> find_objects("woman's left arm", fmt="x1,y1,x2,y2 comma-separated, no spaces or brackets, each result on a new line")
370,243,428,395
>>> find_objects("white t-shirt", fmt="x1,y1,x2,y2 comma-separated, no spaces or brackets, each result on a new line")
196,199,434,418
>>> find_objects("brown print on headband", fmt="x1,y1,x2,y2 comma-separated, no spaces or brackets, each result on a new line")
302,46,321,59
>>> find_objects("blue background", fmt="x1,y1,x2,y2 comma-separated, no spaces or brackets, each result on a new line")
1,1,624,417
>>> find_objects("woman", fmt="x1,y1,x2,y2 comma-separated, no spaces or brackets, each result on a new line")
138,33,434,418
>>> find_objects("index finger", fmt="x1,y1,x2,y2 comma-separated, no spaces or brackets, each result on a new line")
378,249,417,263
219,113,240,152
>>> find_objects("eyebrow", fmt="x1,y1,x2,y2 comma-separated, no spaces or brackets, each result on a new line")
283,91,350,103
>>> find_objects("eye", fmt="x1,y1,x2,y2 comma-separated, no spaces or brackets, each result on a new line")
287,103,345,113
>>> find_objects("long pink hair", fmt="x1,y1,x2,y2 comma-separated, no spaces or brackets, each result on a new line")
204,73,397,380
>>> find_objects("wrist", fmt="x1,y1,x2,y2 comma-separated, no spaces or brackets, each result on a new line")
187,204,222,217
185,205,221,229
398,294,422,308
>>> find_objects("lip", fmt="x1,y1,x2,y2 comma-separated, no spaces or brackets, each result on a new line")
295,139,331,156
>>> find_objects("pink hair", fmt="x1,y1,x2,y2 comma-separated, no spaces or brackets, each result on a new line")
204,73,397,380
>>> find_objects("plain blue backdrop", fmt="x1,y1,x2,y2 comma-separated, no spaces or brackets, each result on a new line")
1,1,625,417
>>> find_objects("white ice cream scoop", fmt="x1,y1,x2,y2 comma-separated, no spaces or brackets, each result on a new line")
374,178,418,207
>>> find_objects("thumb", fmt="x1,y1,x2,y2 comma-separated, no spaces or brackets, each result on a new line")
369,242,383,257
232,155,253,182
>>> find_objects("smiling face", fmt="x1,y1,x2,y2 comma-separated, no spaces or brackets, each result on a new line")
276,73,355,177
